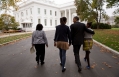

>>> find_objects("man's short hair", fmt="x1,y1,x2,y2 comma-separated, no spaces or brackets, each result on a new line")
74,16,79,21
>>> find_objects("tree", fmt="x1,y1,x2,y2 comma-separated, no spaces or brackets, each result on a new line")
0,18,4,30
0,0,22,13
10,17,19,30
0,14,19,30
75,0,109,29
114,17,119,26
106,0,119,15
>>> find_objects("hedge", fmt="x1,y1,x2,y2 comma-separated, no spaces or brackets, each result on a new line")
111,25,119,28
91,23,111,29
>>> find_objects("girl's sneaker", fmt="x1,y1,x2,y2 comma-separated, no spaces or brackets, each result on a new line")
86,66,90,69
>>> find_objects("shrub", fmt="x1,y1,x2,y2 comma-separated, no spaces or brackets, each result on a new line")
91,23,111,29
111,25,119,28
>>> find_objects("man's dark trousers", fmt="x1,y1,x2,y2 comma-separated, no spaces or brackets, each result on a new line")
73,45,82,68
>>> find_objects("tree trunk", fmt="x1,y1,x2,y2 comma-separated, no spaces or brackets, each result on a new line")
96,10,99,29
97,19,99,29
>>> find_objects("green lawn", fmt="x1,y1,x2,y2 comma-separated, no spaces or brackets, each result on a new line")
93,29,119,52
112,28,119,30
0,33,32,45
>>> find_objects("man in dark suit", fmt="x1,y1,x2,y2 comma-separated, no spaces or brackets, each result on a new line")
70,16,95,72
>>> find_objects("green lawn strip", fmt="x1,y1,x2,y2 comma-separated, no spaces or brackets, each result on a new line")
0,33,32,44
93,29,119,52
112,28,119,30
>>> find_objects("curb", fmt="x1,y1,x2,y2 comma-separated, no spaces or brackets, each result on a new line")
0,32,32,38
0,36,31,46
93,40,119,55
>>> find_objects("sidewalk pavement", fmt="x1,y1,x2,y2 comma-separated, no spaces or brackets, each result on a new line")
0,31,119,77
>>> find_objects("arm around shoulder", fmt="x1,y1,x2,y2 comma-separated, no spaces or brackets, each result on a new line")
84,25,95,34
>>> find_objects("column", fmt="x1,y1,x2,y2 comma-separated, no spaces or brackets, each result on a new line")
69,9,71,25
65,10,67,17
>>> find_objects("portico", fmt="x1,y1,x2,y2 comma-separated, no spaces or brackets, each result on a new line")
60,2,77,25
21,20,32,31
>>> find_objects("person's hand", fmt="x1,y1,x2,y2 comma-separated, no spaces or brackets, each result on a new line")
69,43,71,46
32,44,34,47
46,44,48,47
54,42,56,46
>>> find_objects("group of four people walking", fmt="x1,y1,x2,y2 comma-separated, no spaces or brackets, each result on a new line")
32,16,95,73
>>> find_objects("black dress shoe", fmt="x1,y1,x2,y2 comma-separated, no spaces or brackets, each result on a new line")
41,62,45,65
60,63,62,66
62,68,66,72
78,67,82,72
84,58,86,62
37,61,39,65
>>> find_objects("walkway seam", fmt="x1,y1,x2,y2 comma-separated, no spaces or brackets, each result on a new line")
93,40,119,55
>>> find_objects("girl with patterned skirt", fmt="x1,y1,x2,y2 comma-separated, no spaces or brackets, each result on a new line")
83,22,94,69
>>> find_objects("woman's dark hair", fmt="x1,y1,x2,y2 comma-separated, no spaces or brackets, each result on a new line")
60,17,67,25
36,24,43,30
87,22,92,27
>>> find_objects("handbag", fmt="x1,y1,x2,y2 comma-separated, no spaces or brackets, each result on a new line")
30,46,35,53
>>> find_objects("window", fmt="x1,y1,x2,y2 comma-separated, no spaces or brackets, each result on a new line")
21,12,24,16
55,20,57,26
38,8,40,14
14,14,16,18
18,14,19,18
61,12,63,17
23,23,25,28
26,10,28,15
38,19,40,24
50,10,52,15
44,9,46,15
55,11,57,16
30,8,32,14
50,19,52,26
44,19,47,26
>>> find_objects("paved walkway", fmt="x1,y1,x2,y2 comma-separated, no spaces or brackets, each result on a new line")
0,32,32,38
0,31,119,77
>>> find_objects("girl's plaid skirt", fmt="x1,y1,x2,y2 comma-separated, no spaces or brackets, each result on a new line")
83,39,93,51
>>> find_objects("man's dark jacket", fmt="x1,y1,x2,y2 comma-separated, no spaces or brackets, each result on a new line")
70,22,95,45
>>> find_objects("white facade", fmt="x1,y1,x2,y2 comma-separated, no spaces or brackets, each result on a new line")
100,16,115,25
14,0,77,31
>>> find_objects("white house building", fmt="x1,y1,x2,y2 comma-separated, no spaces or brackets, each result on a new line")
14,0,77,31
